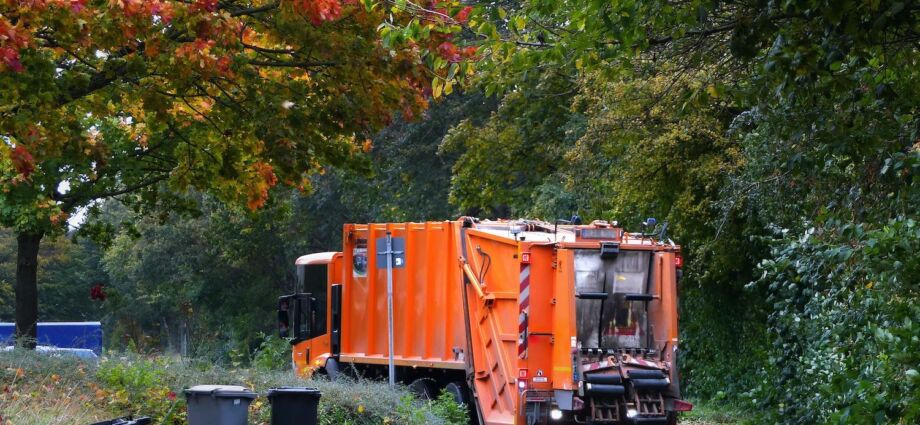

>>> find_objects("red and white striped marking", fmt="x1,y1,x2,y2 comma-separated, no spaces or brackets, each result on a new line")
582,359,617,373
623,356,663,369
518,262,531,359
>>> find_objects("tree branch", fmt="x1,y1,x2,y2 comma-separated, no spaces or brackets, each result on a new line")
51,0,272,107
247,59,337,68
647,21,740,46
86,174,170,200
59,173,170,212
228,1,281,17
242,42,297,54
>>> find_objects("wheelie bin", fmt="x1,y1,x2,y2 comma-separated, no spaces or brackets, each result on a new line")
184,385,256,425
266,387,322,425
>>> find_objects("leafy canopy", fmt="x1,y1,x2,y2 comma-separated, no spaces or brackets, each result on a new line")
0,0,474,234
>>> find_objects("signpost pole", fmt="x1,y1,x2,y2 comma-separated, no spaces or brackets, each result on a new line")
385,232,395,387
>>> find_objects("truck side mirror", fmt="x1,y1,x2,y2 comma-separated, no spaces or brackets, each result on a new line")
278,293,312,343
277,295,292,340
294,294,312,342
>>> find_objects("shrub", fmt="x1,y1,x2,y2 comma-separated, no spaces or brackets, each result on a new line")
250,333,291,371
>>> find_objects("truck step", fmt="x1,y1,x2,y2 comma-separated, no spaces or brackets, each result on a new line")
589,401,620,422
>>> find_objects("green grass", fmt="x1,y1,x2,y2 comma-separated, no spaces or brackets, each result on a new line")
679,400,755,424
0,349,466,425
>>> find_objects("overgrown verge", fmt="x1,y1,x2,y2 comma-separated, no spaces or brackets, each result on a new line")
0,350,467,425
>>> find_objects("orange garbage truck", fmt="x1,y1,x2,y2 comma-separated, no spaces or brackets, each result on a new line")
278,218,693,424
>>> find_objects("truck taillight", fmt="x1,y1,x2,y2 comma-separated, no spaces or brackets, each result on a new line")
674,255,683,269
521,252,531,264
673,399,693,411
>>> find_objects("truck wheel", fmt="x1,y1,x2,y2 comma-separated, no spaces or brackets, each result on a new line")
444,382,469,406
667,412,678,425
324,358,340,380
408,378,438,400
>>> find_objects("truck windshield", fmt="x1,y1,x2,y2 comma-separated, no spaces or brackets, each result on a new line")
574,250,651,349
296,264,328,336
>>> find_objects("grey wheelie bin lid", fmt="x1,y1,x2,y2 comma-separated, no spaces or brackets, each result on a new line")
184,385,257,425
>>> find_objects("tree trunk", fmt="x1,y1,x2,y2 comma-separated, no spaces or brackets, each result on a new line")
180,320,188,357
15,231,44,349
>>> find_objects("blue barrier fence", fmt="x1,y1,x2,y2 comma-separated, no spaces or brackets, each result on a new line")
0,322,103,355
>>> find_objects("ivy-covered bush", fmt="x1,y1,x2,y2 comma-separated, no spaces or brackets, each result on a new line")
753,216,920,424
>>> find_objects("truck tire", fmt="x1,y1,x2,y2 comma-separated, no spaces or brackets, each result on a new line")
444,382,468,406
408,378,438,400
324,358,340,380
667,412,678,425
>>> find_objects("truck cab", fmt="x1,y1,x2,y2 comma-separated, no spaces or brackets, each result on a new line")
278,252,341,376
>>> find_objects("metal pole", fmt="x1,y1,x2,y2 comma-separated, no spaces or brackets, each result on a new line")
386,232,396,387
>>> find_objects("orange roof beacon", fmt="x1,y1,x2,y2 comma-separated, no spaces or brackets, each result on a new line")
278,218,693,424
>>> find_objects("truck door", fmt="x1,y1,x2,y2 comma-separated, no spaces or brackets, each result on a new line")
300,263,328,340
278,262,330,375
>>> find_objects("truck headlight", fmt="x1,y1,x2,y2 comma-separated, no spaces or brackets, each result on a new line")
549,409,563,420
626,408,638,418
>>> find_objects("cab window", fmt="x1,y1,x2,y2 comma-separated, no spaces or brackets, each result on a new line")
297,264,328,336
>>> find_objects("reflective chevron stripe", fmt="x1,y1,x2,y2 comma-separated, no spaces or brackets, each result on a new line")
518,262,530,359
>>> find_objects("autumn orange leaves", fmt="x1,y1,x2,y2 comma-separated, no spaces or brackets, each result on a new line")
292,0,347,26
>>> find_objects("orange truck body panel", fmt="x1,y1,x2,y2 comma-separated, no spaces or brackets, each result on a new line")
289,219,685,425
340,222,467,369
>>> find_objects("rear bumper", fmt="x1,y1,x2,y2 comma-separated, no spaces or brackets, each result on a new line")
520,390,688,424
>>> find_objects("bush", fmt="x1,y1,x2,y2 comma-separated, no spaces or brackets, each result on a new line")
430,389,470,425
250,333,292,371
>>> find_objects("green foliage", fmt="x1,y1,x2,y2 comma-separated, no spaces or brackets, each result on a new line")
0,229,107,322
440,74,574,216
753,211,920,424
681,399,756,425
429,389,470,425
95,194,309,358
251,333,292,372
96,356,184,423
458,1,920,422
310,92,497,228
